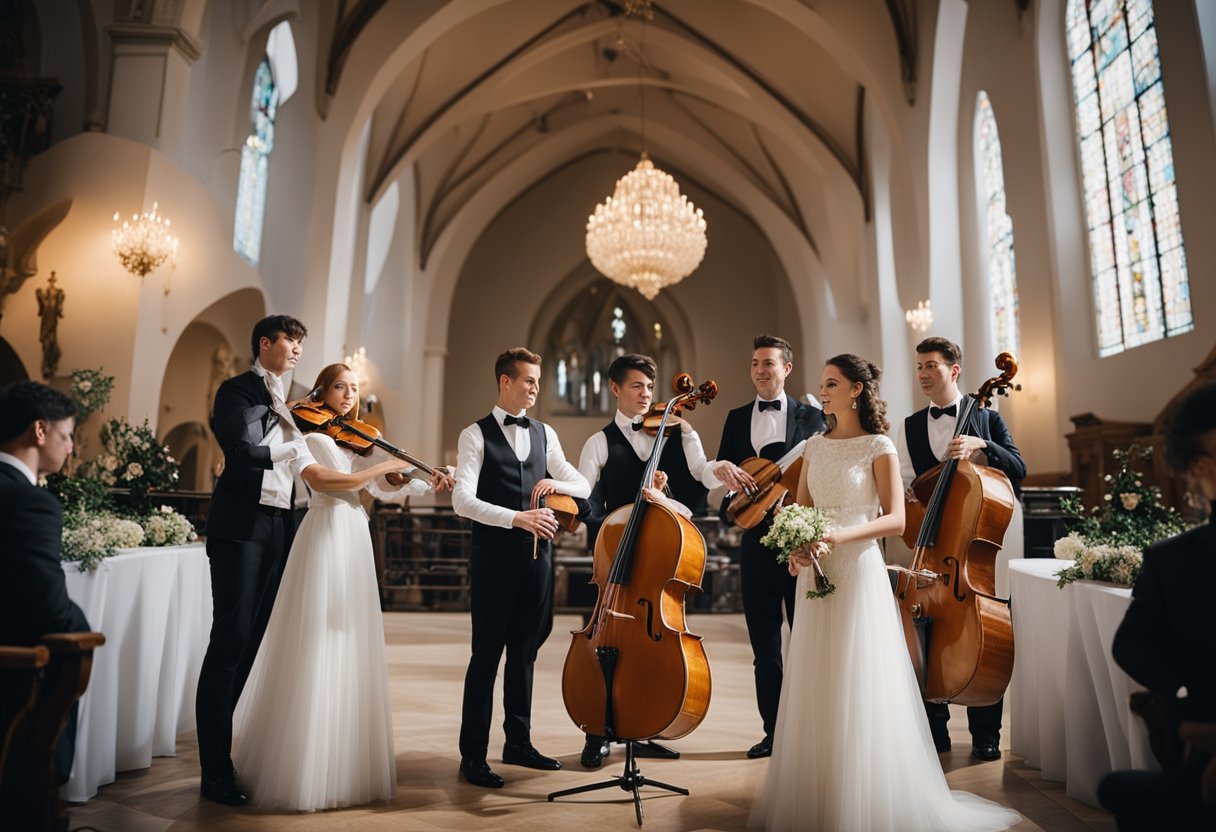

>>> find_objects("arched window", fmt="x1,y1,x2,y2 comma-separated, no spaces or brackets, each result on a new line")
233,22,297,265
974,91,1020,357
544,279,679,416
1066,0,1192,356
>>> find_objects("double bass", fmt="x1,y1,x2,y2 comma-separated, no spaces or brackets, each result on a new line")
560,373,718,744
890,353,1020,707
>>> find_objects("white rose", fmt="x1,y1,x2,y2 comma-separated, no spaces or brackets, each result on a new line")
1120,493,1141,510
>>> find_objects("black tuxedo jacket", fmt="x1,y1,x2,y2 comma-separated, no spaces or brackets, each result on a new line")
904,404,1026,491
0,462,90,645
1112,517,1216,722
205,369,282,541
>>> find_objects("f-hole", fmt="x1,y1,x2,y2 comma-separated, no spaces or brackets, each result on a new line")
637,598,662,641
943,556,966,602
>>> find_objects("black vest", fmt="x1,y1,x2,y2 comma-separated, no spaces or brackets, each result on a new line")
601,423,709,516
471,414,547,550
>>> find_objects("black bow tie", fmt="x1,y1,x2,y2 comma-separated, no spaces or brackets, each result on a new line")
929,404,957,420
504,414,530,429
758,399,782,413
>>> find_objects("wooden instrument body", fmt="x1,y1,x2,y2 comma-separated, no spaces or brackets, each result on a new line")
725,457,803,529
896,459,1016,706
561,500,712,740
542,493,581,532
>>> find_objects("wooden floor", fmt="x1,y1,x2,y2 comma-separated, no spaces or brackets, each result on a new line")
68,613,1115,832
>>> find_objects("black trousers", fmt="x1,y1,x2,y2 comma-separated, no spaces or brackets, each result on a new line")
195,508,294,778
740,533,797,737
458,541,553,760
925,697,1004,745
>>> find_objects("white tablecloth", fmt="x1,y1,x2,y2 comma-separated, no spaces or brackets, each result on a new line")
62,543,212,802
1009,558,1156,808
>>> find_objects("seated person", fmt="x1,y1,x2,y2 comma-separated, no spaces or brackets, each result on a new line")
0,381,92,783
1098,381,1216,831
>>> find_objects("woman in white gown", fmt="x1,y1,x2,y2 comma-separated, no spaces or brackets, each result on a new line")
233,363,452,811
754,355,1018,832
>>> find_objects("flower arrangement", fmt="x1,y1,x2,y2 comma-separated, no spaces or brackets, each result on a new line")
88,417,180,511
69,367,115,422
61,511,146,572
761,503,836,599
140,505,197,547
1054,445,1188,588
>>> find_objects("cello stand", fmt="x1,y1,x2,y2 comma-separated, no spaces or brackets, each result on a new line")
546,739,688,827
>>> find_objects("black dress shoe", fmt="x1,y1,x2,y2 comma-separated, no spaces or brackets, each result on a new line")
746,735,773,759
971,741,1001,761
633,740,680,759
459,758,505,788
932,733,952,753
580,737,611,768
502,742,562,770
200,772,248,806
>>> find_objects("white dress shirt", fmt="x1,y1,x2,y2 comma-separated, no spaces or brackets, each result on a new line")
750,395,787,455
577,410,708,518
250,359,316,508
451,406,590,529
0,452,37,484
895,393,988,490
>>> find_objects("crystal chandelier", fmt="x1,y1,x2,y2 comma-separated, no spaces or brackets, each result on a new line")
112,202,178,278
585,153,707,300
905,300,934,333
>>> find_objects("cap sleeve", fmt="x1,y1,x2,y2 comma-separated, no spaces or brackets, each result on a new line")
304,432,351,473
869,434,897,465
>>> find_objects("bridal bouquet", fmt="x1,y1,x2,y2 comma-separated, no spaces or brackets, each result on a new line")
761,503,836,599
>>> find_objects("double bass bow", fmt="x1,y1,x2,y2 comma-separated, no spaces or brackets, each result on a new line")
889,353,1020,707
560,373,718,745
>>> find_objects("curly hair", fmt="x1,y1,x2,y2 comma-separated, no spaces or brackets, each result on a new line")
824,354,889,435
0,381,78,444
1161,381,1216,474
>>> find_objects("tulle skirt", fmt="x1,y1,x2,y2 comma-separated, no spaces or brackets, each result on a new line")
233,500,396,811
752,540,1019,831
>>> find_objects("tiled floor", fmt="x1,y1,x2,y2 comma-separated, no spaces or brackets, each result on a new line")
68,613,1115,831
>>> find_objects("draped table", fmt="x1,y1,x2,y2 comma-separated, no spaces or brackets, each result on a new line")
1008,558,1156,808
61,543,212,802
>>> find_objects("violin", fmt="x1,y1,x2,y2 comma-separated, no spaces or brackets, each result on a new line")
561,373,718,746
889,352,1021,707
288,398,439,481
635,380,709,437
724,442,807,529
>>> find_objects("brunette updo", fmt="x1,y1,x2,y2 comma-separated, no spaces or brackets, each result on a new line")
825,354,889,435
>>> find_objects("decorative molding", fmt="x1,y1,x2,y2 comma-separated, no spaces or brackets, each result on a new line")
106,24,203,63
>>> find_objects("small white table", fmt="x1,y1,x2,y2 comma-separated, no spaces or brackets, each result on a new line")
1008,558,1157,808
62,543,212,802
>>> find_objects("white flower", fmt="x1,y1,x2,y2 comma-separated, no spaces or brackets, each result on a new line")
125,462,144,479
78,380,93,392
1120,493,1141,510
1104,474,1112,482
1104,493,1112,501
1054,533,1085,560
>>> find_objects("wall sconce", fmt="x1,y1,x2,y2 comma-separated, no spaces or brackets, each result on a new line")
905,300,933,333
112,202,178,278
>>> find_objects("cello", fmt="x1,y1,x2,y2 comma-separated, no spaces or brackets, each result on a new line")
553,373,717,823
889,353,1020,707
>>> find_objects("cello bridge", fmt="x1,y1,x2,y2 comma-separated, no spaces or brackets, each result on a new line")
605,610,637,621
889,565,943,589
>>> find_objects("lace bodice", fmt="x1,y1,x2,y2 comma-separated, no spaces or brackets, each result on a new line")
802,433,897,530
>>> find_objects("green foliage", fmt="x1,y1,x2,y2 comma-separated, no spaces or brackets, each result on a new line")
45,473,113,515
69,367,114,421
85,417,180,514
1062,446,1187,550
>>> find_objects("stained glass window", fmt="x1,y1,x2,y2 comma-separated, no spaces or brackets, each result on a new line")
974,92,1020,358
1066,0,1192,356
233,58,278,263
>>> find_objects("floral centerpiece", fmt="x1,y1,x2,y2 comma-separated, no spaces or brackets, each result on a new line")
1054,445,1188,588
87,417,180,512
141,505,197,547
761,503,836,599
61,512,146,572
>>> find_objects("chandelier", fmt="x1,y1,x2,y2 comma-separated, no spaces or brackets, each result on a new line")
905,300,934,333
112,202,178,278
585,153,707,300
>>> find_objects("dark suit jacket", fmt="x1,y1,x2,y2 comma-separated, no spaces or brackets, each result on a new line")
1111,517,1216,722
0,462,90,645
204,370,280,541
904,404,1027,491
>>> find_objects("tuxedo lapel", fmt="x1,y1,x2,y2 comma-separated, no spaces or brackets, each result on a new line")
784,395,799,449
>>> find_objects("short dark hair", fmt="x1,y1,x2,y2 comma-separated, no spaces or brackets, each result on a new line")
916,336,962,366
608,354,656,386
251,315,307,363
494,347,542,385
1162,381,1216,474
753,335,793,366
0,381,78,444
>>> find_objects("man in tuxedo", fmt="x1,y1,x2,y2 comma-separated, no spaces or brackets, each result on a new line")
574,353,712,767
0,381,91,783
1099,381,1216,831
894,336,1026,761
451,348,590,788
703,334,825,759
195,314,316,805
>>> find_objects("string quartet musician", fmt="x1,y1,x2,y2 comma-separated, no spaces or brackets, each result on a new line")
450,348,590,788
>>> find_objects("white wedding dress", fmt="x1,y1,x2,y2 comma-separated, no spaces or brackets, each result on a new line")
753,434,1019,831
233,433,424,811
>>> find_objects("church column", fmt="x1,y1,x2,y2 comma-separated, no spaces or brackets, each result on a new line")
422,346,448,465
105,24,201,158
